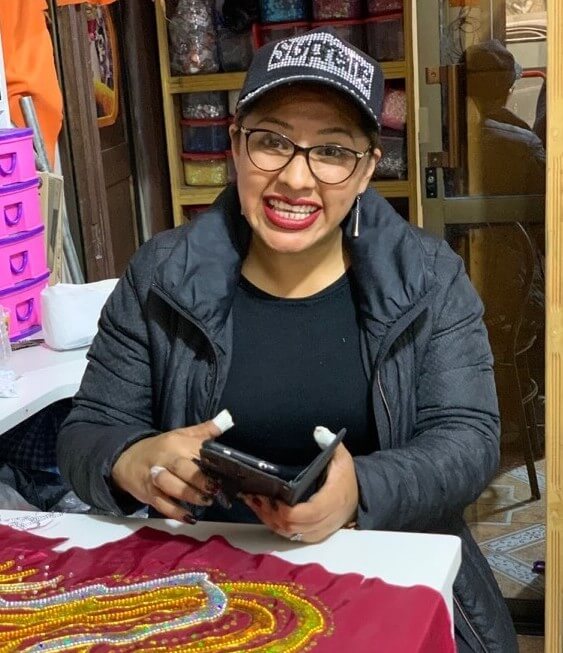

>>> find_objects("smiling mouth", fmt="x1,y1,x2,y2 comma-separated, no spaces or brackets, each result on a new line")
265,198,320,220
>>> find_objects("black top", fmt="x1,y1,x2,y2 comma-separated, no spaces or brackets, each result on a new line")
218,271,379,468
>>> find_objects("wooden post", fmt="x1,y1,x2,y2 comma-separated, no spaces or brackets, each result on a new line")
53,3,115,281
545,0,563,648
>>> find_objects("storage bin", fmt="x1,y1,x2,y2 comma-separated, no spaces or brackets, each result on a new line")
311,19,365,50
182,153,229,186
0,178,43,239
312,0,362,21
0,128,36,189
381,85,407,130
181,119,230,153
259,0,308,23
0,225,47,291
0,270,49,341
375,133,407,179
253,21,310,47
181,91,228,120
217,27,254,72
367,0,403,15
365,13,404,61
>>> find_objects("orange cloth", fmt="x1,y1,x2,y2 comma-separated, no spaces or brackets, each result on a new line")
57,1,116,5
0,0,62,168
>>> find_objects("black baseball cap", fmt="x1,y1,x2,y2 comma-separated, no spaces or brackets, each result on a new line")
465,39,523,87
236,27,385,132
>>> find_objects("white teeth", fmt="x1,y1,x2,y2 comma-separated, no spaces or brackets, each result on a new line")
267,198,318,220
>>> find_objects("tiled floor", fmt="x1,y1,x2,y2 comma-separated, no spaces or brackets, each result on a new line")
467,442,545,650
517,635,544,652
466,453,545,600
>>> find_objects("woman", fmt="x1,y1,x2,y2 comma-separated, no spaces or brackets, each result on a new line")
58,27,517,652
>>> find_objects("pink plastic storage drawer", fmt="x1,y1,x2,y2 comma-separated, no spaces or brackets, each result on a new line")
0,128,36,189
0,178,43,239
0,225,47,291
0,270,49,341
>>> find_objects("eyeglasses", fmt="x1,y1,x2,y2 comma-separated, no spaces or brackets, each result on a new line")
238,125,371,185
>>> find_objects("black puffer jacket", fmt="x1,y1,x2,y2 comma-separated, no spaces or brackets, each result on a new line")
58,186,517,652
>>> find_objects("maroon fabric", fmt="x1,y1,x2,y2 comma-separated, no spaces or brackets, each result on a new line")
0,524,456,652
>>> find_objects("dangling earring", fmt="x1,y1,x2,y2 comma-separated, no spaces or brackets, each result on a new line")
352,195,361,238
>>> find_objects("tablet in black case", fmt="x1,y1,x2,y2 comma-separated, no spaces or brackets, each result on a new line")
199,428,347,506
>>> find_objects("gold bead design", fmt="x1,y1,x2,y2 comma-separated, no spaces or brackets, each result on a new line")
0,555,332,652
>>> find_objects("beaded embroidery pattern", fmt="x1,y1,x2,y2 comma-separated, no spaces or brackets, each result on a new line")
0,529,331,652
0,524,457,652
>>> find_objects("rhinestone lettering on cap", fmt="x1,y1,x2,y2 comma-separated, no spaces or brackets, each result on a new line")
267,32,374,100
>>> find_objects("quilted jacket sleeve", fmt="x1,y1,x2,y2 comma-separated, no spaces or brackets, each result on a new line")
57,242,160,514
354,243,500,532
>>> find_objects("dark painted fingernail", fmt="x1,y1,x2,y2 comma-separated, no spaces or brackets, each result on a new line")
183,513,197,524
200,493,215,503
206,478,221,492
252,497,262,508
268,498,279,511
216,491,232,509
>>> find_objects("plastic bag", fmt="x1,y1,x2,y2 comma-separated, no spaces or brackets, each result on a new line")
40,279,118,350
0,481,38,510
168,0,219,75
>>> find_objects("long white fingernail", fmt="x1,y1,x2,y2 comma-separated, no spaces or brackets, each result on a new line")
313,426,336,450
212,409,234,434
150,465,166,480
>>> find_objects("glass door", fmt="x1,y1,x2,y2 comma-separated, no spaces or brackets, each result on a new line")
417,0,546,631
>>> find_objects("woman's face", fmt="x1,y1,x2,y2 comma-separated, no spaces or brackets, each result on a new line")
229,85,380,255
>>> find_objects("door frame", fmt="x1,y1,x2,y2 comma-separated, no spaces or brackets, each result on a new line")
50,1,116,281
545,0,563,646
416,0,562,643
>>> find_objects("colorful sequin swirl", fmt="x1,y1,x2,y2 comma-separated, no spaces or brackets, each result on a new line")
0,558,331,652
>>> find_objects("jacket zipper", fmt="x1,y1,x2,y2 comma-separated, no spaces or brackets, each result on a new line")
371,289,438,446
152,284,219,420
377,369,392,438
453,594,489,653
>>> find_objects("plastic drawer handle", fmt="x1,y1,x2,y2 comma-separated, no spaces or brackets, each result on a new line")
0,153,17,177
4,202,23,227
16,298,34,322
9,251,29,275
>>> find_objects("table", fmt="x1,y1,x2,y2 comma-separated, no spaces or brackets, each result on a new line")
0,509,461,629
0,344,87,433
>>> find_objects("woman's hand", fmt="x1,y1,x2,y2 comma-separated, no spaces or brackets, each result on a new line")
111,419,223,523
242,444,359,543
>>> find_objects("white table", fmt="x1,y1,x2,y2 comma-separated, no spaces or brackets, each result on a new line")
0,509,461,627
0,344,87,433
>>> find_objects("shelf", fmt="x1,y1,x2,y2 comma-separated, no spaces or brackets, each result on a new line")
178,186,223,205
379,61,408,80
168,72,246,94
371,180,410,197
178,181,410,206
165,61,406,94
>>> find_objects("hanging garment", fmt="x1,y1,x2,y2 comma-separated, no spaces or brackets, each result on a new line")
0,1,62,167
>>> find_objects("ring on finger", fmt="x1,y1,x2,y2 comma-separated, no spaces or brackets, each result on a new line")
289,532,304,542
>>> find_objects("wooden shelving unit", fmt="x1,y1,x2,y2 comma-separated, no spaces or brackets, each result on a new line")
155,3,420,227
